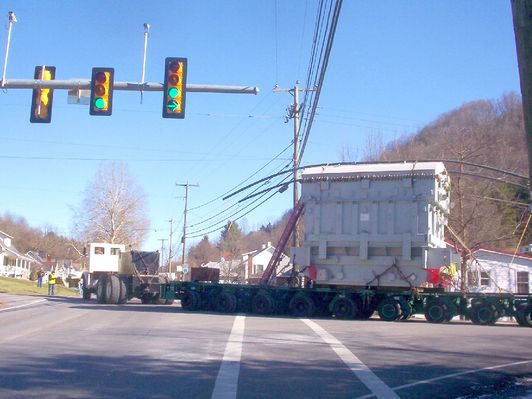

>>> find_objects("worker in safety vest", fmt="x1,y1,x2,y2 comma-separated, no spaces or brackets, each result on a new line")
48,271,56,296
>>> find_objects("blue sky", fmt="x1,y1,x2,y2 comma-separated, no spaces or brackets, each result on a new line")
0,1,521,255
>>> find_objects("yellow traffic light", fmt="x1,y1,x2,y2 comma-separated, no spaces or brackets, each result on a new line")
30,66,56,123
162,57,187,119
90,68,114,116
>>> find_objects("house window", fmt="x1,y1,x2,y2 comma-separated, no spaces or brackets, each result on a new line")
480,271,490,287
517,271,529,294
94,247,105,255
110,247,121,256
254,264,264,275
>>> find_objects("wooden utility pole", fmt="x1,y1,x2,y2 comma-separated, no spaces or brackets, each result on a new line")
157,238,167,272
176,182,199,277
511,0,532,212
274,81,316,247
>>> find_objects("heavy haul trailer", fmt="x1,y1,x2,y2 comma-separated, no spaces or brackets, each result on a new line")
81,243,172,305
161,162,532,327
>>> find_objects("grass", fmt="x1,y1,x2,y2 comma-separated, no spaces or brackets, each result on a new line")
0,276,80,297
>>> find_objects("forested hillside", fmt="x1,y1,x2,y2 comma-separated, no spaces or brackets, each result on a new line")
375,93,529,251
0,213,81,260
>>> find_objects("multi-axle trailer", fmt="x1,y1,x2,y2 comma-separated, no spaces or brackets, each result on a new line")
160,281,532,327
160,162,531,327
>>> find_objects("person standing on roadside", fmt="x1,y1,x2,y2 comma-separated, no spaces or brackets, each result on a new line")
37,268,44,288
48,270,56,296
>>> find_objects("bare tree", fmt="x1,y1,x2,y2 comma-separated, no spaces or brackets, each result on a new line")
73,162,149,248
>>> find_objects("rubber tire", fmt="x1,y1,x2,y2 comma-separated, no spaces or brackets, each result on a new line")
215,292,238,313
377,298,402,321
516,303,532,327
424,299,449,324
470,302,498,326
252,293,275,315
181,291,201,311
289,295,316,318
96,275,108,304
117,277,128,304
331,296,358,319
82,273,91,300
105,275,121,305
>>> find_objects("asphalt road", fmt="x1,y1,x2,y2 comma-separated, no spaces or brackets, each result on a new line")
0,293,530,399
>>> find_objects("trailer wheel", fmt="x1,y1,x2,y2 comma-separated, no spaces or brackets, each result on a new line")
105,275,121,305
289,295,315,318
470,302,498,326
377,298,401,321
215,292,237,313
181,291,201,311
331,296,358,319
516,303,531,327
252,293,275,315
424,299,448,323
117,277,127,304
96,275,108,304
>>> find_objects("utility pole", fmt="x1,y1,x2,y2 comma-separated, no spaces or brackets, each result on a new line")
274,81,316,247
157,238,167,272
168,219,174,274
511,0,532,213
176,182,199,277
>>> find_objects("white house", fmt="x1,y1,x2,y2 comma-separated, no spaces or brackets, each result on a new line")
242,242,290,282
466,248,532,294
0,230,35,279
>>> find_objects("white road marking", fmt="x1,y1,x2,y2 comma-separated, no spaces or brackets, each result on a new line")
354,359,532,398
0,299,46,312
302,319,399,399
211,315,246,399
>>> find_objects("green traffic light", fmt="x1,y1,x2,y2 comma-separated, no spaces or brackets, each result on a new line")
94,97,106,110
168,87,179,99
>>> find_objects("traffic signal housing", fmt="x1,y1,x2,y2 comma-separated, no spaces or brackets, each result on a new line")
30,66,56,123
162,57,187,119
90,67,114,116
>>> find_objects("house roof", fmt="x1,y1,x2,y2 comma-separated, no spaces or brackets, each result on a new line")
0,230,14,240
473,247,532,261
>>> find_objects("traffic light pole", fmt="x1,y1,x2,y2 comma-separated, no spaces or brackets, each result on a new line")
0,79,259,95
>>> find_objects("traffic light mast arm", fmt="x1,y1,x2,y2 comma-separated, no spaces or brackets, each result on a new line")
2,79,260,94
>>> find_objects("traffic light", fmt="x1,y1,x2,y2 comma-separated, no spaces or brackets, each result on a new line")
90,67,114,116
162,57,187,119
30,66,56,123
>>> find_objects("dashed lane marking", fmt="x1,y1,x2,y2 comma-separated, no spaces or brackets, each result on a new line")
302,319,400,399
211,315,246,399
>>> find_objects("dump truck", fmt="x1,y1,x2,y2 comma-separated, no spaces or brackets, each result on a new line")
158,161,531,327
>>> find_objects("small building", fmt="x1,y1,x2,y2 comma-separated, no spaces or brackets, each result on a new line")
0,231,35,279
466,248,532,294
242,242,290,283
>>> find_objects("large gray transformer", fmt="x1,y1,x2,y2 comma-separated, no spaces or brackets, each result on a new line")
291,162,457,288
